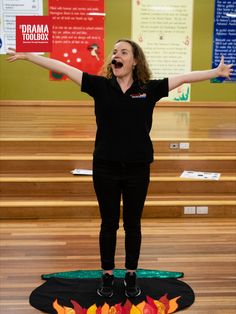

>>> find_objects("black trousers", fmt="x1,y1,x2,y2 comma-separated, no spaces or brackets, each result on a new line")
93,158,150,270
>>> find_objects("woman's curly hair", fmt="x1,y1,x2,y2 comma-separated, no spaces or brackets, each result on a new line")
100,39,152,84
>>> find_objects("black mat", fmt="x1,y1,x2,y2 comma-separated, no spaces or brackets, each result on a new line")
30,270,195,313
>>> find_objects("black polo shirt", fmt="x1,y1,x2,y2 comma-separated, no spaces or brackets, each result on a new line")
81,72,169,163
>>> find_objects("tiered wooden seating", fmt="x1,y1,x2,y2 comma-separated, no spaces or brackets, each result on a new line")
0,101,235,218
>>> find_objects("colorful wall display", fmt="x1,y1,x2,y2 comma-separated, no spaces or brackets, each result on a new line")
212,0,236,83
132,0,193,102
48,0,105,80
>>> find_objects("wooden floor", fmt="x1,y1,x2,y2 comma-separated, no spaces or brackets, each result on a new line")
0,218,235,313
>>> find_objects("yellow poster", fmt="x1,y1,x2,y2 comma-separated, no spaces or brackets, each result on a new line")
132,0,193,102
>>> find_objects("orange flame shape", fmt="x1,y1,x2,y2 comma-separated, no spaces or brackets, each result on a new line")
53,294,181,314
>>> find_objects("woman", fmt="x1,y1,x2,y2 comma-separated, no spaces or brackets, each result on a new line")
7,39,233,298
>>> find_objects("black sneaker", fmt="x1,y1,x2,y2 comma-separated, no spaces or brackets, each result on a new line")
97,273,114,298
124,272,141,298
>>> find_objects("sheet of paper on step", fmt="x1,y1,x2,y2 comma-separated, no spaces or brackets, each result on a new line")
71,169,93,175
180,171,221,180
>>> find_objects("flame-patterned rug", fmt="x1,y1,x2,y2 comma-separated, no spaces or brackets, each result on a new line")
29,269,195,313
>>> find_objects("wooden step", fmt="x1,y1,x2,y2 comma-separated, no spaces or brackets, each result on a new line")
1,102,235,220
148,174,236,195
0,139,95,154
0,173,235,196
1,153,235,160
152,139,236,154
0,195,235,219
1,138,236,154
2,100,236,107
0,154,235,173
151,155,236,173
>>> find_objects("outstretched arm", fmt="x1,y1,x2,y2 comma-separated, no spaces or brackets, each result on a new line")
6,48,83,85
168,56,233,91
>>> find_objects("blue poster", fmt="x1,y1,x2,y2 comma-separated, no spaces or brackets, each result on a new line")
212,0,236,82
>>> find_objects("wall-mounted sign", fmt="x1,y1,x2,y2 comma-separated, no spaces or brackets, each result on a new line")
212,0,236,83
48,0,105,80
0,0,43,54
132,0,193,101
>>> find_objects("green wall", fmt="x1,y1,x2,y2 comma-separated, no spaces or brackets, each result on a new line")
0,0,235,101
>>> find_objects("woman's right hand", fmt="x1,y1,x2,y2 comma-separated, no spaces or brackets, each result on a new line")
6,48,29,62
5,47,83,86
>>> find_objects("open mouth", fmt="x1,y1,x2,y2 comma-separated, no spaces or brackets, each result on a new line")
111,59,123,68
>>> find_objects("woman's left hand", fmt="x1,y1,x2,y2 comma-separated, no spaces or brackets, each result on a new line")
217,55,234,79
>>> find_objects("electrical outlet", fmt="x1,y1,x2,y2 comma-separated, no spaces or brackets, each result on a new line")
197,206,208,214
179,142,190,149
184,206,196,214
170,143,179,149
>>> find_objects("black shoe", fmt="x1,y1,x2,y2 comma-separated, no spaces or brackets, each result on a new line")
124,272,141,298
97,273,114,298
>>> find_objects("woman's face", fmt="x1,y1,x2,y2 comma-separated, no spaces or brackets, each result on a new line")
111,41,136,79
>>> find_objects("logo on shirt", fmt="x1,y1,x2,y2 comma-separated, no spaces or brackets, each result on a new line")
130,93,147,99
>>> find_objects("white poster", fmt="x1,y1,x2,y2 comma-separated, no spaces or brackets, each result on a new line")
132,0,193,101
0,0,43,54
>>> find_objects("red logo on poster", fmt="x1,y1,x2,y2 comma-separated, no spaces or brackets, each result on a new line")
16,16,52,52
